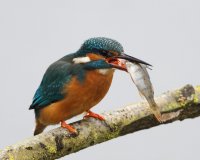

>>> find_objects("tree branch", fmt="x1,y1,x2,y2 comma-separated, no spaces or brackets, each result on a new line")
1,84,200,160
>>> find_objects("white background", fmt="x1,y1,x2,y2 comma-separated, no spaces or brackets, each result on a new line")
0,0,200,159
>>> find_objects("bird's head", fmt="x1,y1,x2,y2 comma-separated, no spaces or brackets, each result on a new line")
73,37,151,72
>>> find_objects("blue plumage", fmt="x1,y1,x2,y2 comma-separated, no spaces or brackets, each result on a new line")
78,37,124,55
30,61,72,109
84,59,112,70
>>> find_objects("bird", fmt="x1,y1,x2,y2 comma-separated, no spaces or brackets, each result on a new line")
29,37,151,135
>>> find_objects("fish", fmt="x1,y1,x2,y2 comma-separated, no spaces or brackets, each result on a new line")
125,61,163,122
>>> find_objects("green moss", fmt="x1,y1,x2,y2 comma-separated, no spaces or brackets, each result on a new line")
107,130,119,140
139,111,146,118
167,102,179,110
193,94,199,104
196,86,200,93
180,101,187,107
46,145,57,154
175,90,181,97
92,130,99,141
8,154,14,160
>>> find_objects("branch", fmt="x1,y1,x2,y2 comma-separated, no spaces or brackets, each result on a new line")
1,84,200,160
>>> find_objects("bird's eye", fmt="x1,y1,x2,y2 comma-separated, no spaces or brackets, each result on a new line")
100,50,113,57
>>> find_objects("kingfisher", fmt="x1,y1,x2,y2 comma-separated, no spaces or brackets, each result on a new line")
29,37,151,135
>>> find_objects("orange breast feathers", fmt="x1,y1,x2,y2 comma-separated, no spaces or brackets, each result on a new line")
38,69,114,125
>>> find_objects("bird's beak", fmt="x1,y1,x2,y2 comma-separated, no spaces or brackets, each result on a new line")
107,53,152,71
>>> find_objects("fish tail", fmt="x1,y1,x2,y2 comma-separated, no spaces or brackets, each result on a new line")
149,100,162,123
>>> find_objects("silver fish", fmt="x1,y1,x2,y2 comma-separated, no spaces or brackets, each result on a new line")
126,61,162,122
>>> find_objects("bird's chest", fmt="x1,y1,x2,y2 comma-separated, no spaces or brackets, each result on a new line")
65,69,114,107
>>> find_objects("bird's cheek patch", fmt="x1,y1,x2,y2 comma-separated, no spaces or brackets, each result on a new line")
87,53,105,61
73,57,91,64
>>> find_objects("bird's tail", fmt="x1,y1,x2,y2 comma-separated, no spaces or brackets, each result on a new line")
34,119,47,136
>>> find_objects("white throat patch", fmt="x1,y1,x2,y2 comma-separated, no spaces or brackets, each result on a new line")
98,69,111,75
73,57,91,64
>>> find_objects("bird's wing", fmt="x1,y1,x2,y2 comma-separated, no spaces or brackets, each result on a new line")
29,60,73,110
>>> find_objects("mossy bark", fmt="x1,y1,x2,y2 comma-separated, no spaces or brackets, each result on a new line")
0,84,200,160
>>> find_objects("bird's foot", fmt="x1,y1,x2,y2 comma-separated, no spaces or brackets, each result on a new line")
60,121,77,134
84,110,105,121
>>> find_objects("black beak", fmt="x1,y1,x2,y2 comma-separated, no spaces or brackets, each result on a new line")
106,53,152,72
113,53,152,66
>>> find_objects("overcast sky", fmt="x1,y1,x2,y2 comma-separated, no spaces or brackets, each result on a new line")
0,0,200,160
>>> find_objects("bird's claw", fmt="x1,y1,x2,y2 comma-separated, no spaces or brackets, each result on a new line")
84,110,105,121
60,121,77,134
